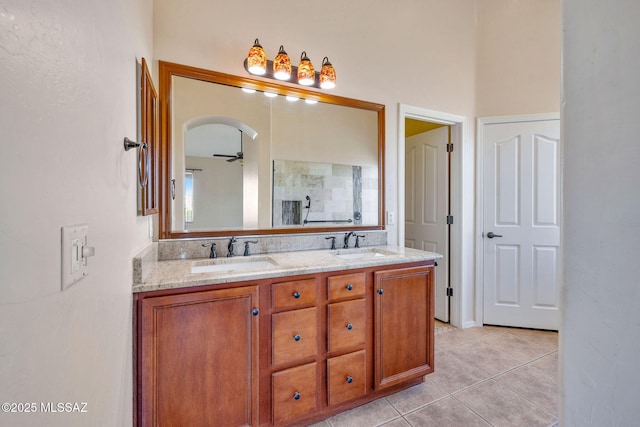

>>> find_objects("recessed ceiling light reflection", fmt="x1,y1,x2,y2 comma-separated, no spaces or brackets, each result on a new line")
241,88,256,94
286,95,299,102
264,92,278,98
305,99,318,104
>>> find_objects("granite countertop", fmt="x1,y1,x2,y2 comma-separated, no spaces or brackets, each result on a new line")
133,245,442,293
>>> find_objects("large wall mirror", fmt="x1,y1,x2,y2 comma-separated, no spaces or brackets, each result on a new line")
158,61,385,239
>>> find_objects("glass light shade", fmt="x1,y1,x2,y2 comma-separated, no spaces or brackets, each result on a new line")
273,45,292,80
297,51,315,86
247,39,267,75
319,57,336,89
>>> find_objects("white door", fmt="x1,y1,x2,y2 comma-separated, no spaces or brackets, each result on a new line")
481,117,561,330
405,126,449,322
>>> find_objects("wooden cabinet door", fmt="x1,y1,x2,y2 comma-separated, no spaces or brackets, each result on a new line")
139,286,259,427
374,266,434,390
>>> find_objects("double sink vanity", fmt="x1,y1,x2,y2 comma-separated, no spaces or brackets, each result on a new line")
133,239,440,426
133,58,440,426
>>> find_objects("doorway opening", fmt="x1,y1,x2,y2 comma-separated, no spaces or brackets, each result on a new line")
398,104,466,328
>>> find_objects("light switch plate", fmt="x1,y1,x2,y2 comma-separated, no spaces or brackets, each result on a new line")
386,211,395,225
61,224,90,290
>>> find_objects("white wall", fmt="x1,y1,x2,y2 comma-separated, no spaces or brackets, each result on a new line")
476,0,561,116
561,1,640,424
0,0,152,425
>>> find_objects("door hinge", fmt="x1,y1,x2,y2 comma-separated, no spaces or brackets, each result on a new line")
446,143,454,152
446,287,453,297
446,215,453,225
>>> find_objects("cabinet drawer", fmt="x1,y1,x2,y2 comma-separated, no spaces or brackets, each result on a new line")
327,350,366,406
328,272,366,301
272,362,317,425
327,299,366,352
272,278,316,310
272,307,317,366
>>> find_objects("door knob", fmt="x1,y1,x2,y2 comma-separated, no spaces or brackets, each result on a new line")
486,232,503,239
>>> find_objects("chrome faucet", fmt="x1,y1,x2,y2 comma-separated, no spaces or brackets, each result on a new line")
344,231,354,249
227,237,237,257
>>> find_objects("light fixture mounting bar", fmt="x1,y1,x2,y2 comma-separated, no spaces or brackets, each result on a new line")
243,58,322,89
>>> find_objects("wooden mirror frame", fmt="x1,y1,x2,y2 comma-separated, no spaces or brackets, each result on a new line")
158,60,385,239
139,58,159,216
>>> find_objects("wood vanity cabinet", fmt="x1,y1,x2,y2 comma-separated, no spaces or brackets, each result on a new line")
136,285,260,427
374,266,435,390
134,261,434,427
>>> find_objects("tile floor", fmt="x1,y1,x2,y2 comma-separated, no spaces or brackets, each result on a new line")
310,321,559,427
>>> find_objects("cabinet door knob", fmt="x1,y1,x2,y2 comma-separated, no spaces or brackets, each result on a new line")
293,392,301,400
294,334,301,341
346,323,353,330
346,376,353,384
293,291,301,298
252,308,259,316
377,289,383,295
346,284,353,291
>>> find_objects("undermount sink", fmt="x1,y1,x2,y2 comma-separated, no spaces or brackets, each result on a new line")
191,256,277,274
332,248,397,260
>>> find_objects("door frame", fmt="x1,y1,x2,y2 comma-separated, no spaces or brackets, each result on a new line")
475,113,560,326
398,104,466,328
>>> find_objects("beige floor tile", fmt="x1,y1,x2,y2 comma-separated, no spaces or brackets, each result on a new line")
404,396,491,427
428,350,488,393
480,332,554,363
386,377,449,414
458,325,509,340
495,363,559,415
445,340,523,377
434,328,476,349
318,324,559,426
455,380,557,427
504,328,559,351
327,397,401,427
529,351,559,377
379,417,412,427
307,421,331,427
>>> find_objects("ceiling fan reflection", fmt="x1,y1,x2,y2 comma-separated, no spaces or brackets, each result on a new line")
213,129,243,162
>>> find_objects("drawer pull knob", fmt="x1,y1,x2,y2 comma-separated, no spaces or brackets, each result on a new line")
293,392,301,400
252,308,259,316
294,334,301,341
346,323,353,330
346,376,353,384
293,291,301,298
377,289,384,295
346,284,353,291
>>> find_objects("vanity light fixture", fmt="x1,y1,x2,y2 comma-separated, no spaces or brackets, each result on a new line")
319,57,336,89
241,88,256,94
297,51,315,86
264,91,278,98
246,39,267,75
243,39,336,90
305,99,318,104
273,45,292,80
285,95,300,102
